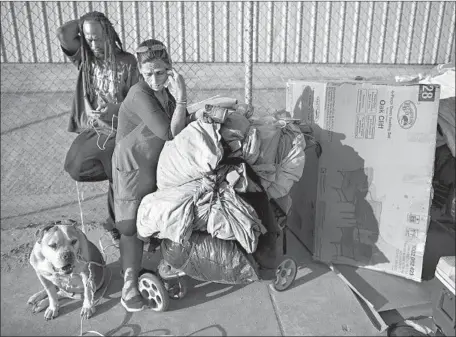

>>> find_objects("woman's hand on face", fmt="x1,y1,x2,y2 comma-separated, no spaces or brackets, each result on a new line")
167,68,187,102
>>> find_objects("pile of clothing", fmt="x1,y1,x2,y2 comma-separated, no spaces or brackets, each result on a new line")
136,98,306,283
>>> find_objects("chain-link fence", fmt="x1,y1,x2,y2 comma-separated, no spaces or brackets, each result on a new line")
1,1,455,228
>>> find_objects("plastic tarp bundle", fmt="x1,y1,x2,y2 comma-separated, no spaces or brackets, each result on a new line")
161,232,259,284
137,174,265,253
156,121,224,189
137,181,200,245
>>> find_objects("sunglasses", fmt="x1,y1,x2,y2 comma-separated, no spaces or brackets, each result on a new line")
135,44,166,54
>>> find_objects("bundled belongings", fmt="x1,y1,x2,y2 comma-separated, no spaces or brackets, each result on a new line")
137,99,306,283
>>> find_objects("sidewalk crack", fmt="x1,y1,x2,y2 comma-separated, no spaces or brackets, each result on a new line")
267,286,285,336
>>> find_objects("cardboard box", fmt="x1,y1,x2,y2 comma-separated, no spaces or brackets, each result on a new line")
286,79,441,282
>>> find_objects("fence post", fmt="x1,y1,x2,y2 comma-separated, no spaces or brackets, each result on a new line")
244,1,254,105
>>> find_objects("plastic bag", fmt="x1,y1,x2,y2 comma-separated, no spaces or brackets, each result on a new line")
242,127,261,165
251,120,306,199
161,231,259,284
137,180,200,244
220,111,251,144
268,125,306,199
251,117,283,165
157,120,224,189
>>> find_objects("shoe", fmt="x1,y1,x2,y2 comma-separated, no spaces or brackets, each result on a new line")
120,294,148,313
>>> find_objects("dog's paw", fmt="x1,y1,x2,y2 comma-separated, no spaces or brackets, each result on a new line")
27,290,47,308
80,305,96,320
44,305,59,320
32,298,49,313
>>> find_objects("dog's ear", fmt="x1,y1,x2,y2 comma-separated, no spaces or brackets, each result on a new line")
35,225,55,244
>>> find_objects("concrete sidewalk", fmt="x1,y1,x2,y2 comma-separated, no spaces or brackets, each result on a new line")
1,226,382,336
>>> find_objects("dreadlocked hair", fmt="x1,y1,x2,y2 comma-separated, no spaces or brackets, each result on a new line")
79,11,123,103
136,39,172,69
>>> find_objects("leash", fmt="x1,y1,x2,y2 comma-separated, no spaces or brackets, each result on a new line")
89,114,117,151
76,181,86,235
76,238,117,336
75,181,117,336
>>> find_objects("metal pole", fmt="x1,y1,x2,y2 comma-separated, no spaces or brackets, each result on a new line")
179,1,186,62
193,1,200,62
163,2,170,49
237,1,244,62
266,1,274,63
223,1,230,62
404,1,417,64
295,1,303,63
56,1,66,62
245,1,254,105
432,1,445,64
337,1,346,63
418,2,431,64
25,1,37,63
208,1,215,62
391,1,403,64
117,1,125,47
446,3,455,63
0,25,7,63
148,2,155,39
9,1,22,63
133,1,140,48
280,1,288,63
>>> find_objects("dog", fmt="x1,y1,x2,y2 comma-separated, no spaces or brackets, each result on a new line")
27,224,105,320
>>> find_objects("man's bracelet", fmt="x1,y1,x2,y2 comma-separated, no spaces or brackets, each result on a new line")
176,100,187,106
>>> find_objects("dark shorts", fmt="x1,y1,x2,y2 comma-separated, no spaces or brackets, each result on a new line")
64,129,116,229
64,129,115,182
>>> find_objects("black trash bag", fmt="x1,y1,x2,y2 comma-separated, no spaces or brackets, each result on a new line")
221,156,283,270
161,231,260,284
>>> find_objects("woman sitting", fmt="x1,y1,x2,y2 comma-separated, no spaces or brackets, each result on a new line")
112,39,192,312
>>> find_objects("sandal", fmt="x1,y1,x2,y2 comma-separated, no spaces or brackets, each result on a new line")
120,294,148,313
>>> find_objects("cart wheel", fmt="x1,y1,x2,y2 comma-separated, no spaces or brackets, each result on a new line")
138,273,169,312
165,277,188,300
272,258,297,292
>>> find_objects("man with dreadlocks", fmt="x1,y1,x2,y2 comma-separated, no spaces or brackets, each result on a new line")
57,12,139,242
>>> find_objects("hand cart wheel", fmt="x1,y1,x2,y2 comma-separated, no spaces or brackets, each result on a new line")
272,257,298,292
138,272,170,312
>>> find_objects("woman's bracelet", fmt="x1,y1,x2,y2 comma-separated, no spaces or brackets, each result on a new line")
176,100,187,106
